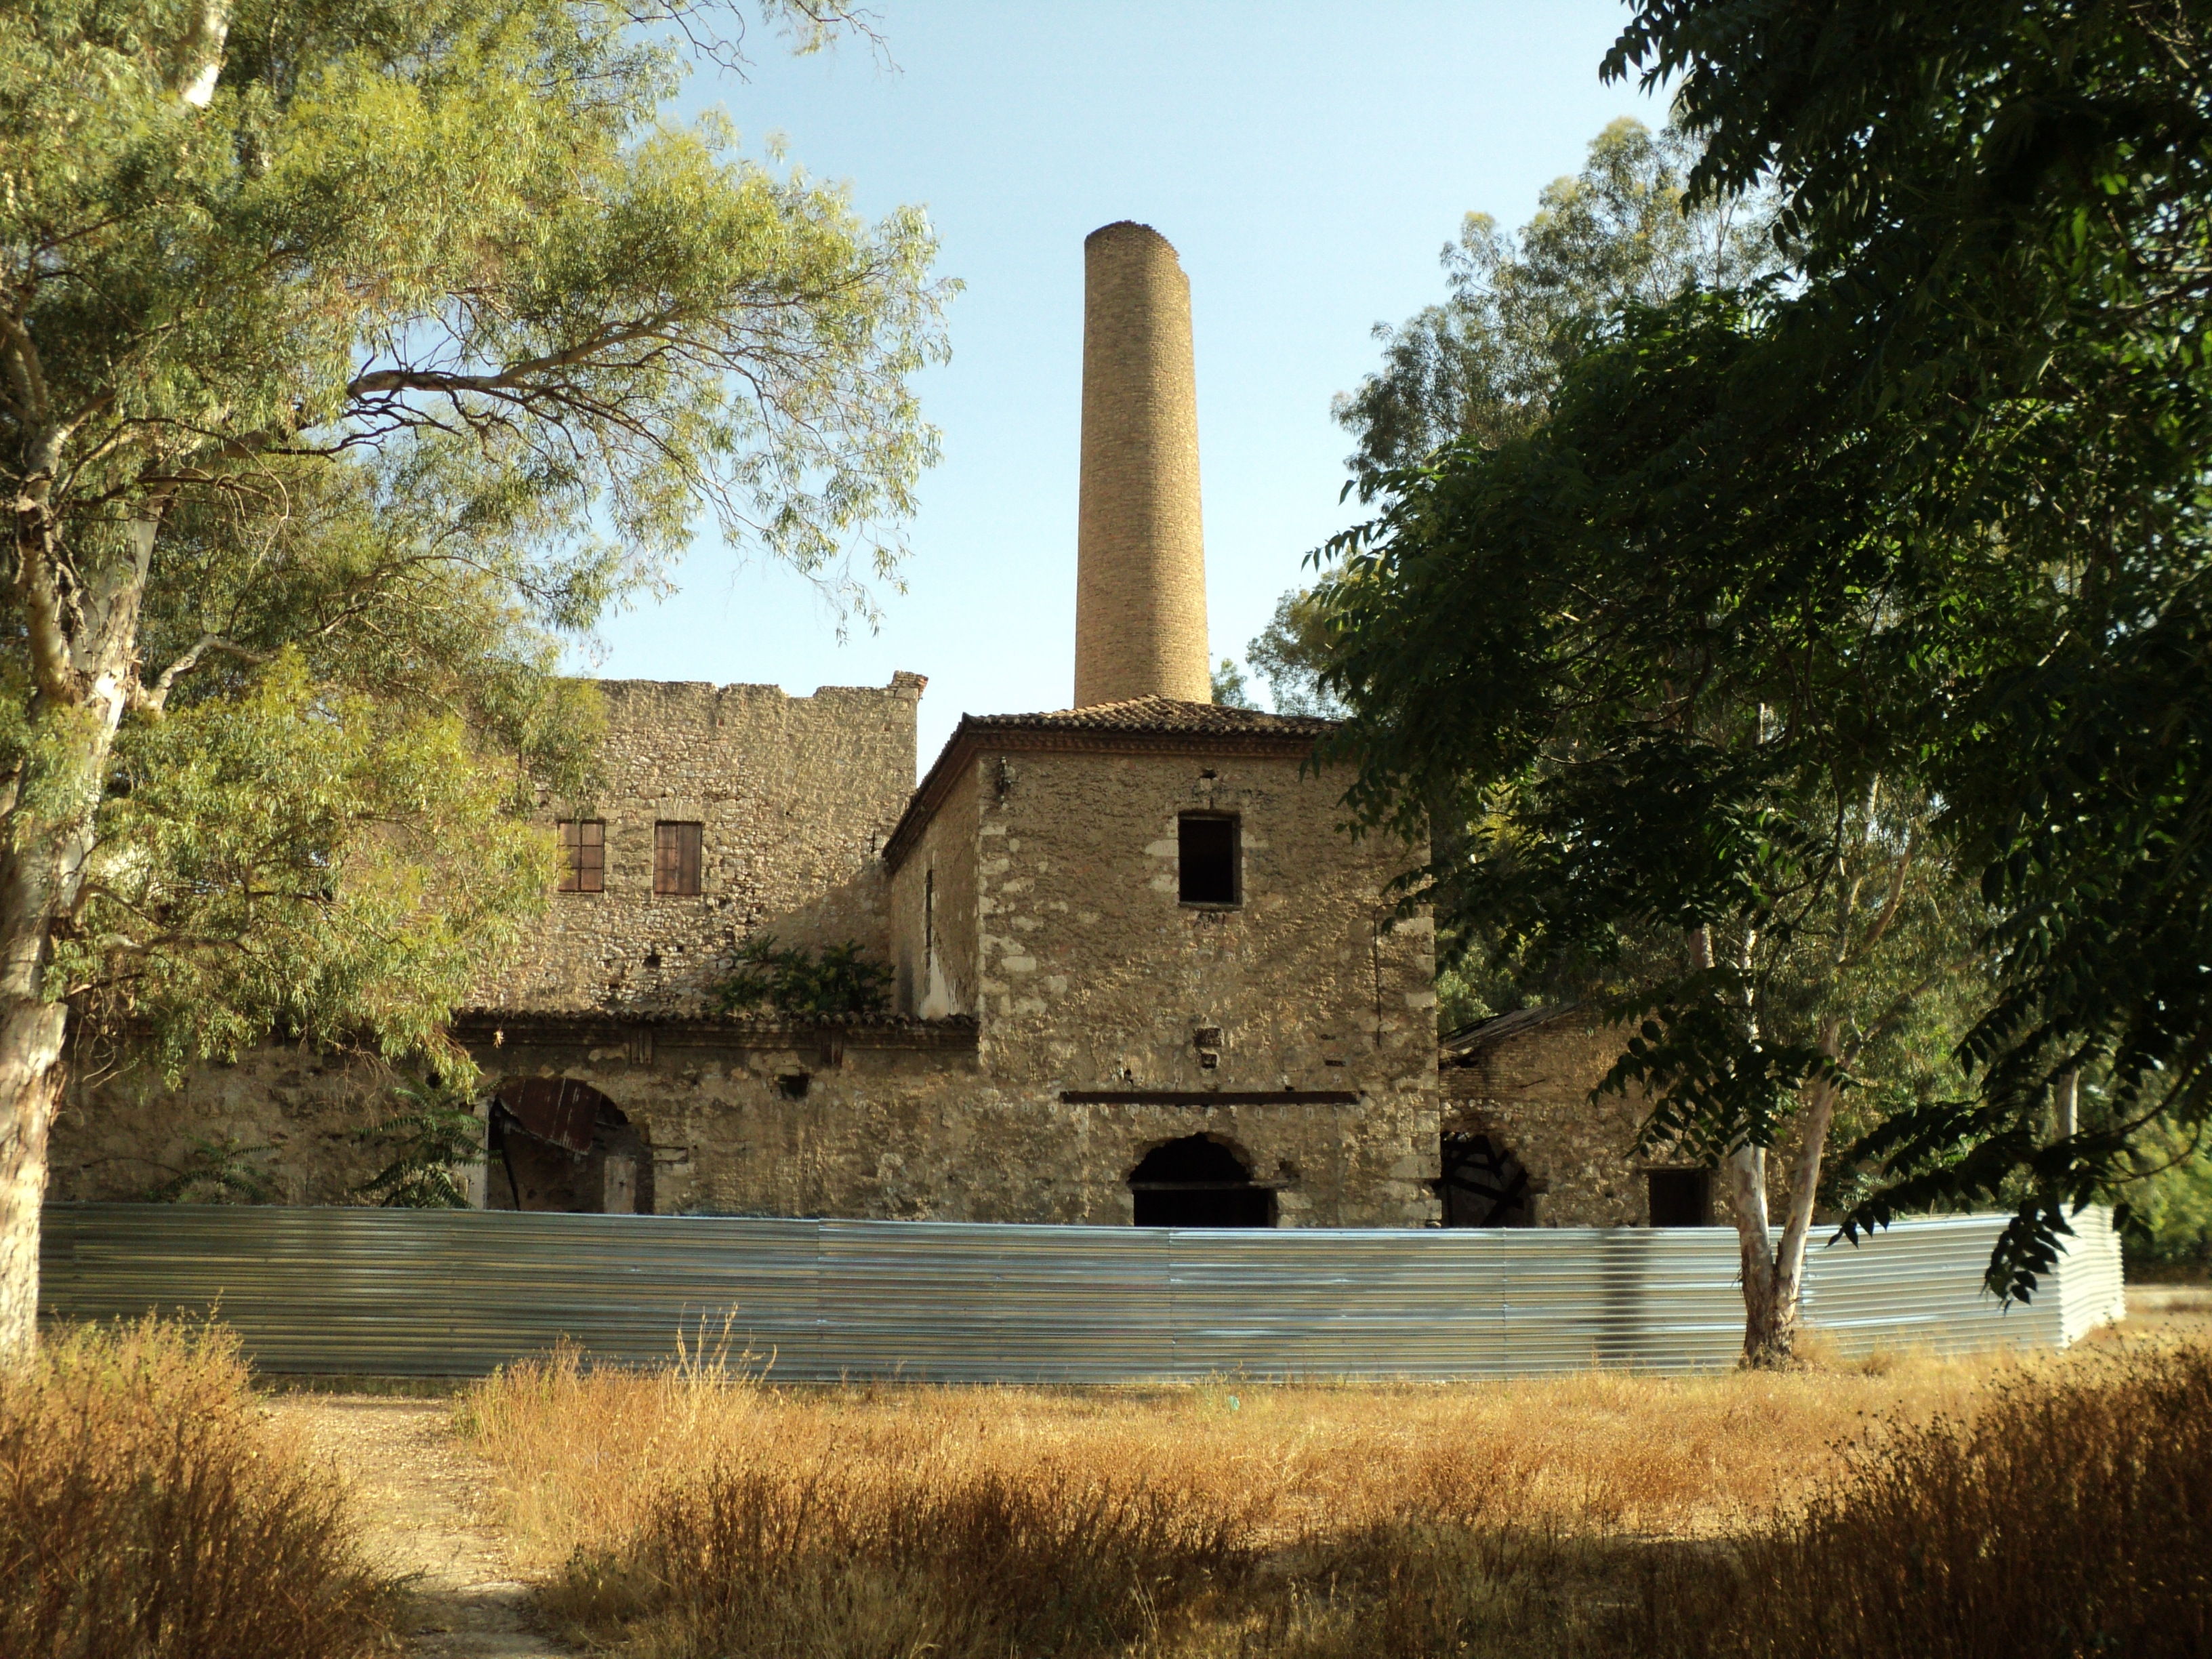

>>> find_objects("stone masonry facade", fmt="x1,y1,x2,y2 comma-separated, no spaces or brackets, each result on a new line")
52,683,1444,1227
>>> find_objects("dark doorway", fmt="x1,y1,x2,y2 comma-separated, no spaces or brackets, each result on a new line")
1438,1132,1534,1227
1646,1168,1714,1227
1130,1134,1273,1227
489,1077,654,1214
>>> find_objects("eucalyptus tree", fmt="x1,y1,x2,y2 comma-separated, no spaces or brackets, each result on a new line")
0,0,951,1354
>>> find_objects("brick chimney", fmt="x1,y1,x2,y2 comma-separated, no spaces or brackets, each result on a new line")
1073,222,1209,708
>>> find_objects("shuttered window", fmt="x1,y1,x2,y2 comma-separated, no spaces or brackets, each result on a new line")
557,820,605,894
654,821,703,896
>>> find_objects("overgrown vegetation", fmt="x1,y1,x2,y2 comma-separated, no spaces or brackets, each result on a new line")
456,1334,2211,1658
352,1082,485,1208
1639,1343,2212,1658
0,1319,392,1658
715,935,893,1018
136,1134,276,1204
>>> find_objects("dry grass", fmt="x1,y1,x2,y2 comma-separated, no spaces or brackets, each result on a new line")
1639,1340,2212,1658
455,1334,2183,1658
1,1319,395,1659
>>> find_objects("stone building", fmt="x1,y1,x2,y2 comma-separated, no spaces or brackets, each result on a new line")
47,220,1444,1229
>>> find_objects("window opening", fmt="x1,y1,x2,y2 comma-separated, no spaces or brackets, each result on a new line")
1647,1168,1715,1227
558,819,604,893
1438,1132,1534,1227
1178,814,1239,905
1129,1134,1273,1227
654,821,703,896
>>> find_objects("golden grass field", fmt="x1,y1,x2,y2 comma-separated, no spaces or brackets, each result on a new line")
454,1326,2212,1659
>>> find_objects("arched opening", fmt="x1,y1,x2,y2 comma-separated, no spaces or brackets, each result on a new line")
1438,1132,1532,1227
1129,1134,1274,1228
487,1077,654,1214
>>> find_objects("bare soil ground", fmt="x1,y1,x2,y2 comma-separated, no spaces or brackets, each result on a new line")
265,1395,575,1659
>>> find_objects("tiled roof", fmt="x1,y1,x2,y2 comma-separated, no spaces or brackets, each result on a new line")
885,699,1339,871
956,697,1336,737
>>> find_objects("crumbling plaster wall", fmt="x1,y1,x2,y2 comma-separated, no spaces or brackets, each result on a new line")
480,674,923,1015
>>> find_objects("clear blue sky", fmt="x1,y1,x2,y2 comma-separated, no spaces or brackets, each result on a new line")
583,2,1664,769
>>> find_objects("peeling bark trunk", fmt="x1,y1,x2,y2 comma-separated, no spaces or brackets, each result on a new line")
1,466,150,1359
1725,1142,1783,1363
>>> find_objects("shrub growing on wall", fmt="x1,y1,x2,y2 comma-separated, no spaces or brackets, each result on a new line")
716,937,893,1019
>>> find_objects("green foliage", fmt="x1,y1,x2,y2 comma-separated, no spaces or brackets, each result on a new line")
1600,0,2212,1300
1244,588,1347,719
1332,116,1776,495
352,1083,485,1210
2124,1128,2212,1270
1,0,949,1100
715,935,892,1019
137,1135,276,1204
1320,0,2212,1303
1209,658,1254,710
56,653,555,1078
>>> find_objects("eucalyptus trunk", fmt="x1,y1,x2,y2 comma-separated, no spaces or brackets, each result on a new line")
1724,1021,1845,1368
0,491,151,1359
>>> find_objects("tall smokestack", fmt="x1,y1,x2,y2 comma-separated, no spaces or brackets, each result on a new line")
1074,222,1209,708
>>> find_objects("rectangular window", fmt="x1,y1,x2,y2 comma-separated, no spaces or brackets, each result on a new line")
653,821,703,896
1178,814,1240,905
557,820,604,893
1647,1168,1714,1227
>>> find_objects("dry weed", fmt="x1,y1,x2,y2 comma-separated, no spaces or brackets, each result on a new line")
457,1338,2086,1657
1,1318,394,1659
1635,1341,2212,1658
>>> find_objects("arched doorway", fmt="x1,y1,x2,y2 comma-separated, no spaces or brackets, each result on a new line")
1438,1132,1532,1227
488,1077,653,1214
1129,1134,1274,1228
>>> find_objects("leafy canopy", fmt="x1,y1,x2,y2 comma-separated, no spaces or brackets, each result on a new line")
4,0,950,1081
1317,0,2212,1296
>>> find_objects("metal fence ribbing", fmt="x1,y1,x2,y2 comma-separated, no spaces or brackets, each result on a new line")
38,1203,2125,1381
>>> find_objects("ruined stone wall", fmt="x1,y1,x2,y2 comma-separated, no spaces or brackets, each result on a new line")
1441,1016,1799,1227
480,674,923,1015
954,745,1440,1227
1441,1019,1655,1226
889,764,979,1020
50,1021,1429,1227
49,1048,424,1207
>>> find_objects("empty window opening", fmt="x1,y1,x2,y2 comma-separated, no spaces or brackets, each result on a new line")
1438,1132,1534,1227
1129,1134,1273,1227
488,1077,653,1214
654,821,703,896
1178,815,1240,905
1647,1168,1715,1227
558,820,605,893
777,1070,811,1101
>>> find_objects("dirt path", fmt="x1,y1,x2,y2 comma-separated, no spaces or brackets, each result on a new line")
266,1395,573,1659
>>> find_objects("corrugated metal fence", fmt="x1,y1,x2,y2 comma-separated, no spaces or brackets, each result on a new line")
39,1203,2125,1381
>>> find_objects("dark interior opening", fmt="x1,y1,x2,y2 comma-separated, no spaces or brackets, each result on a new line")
1438,1132,1534,1227
1647,1168,1714,1227
1130,1133,1273,1227
1178,815,1239,905
489,1077,653,1214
